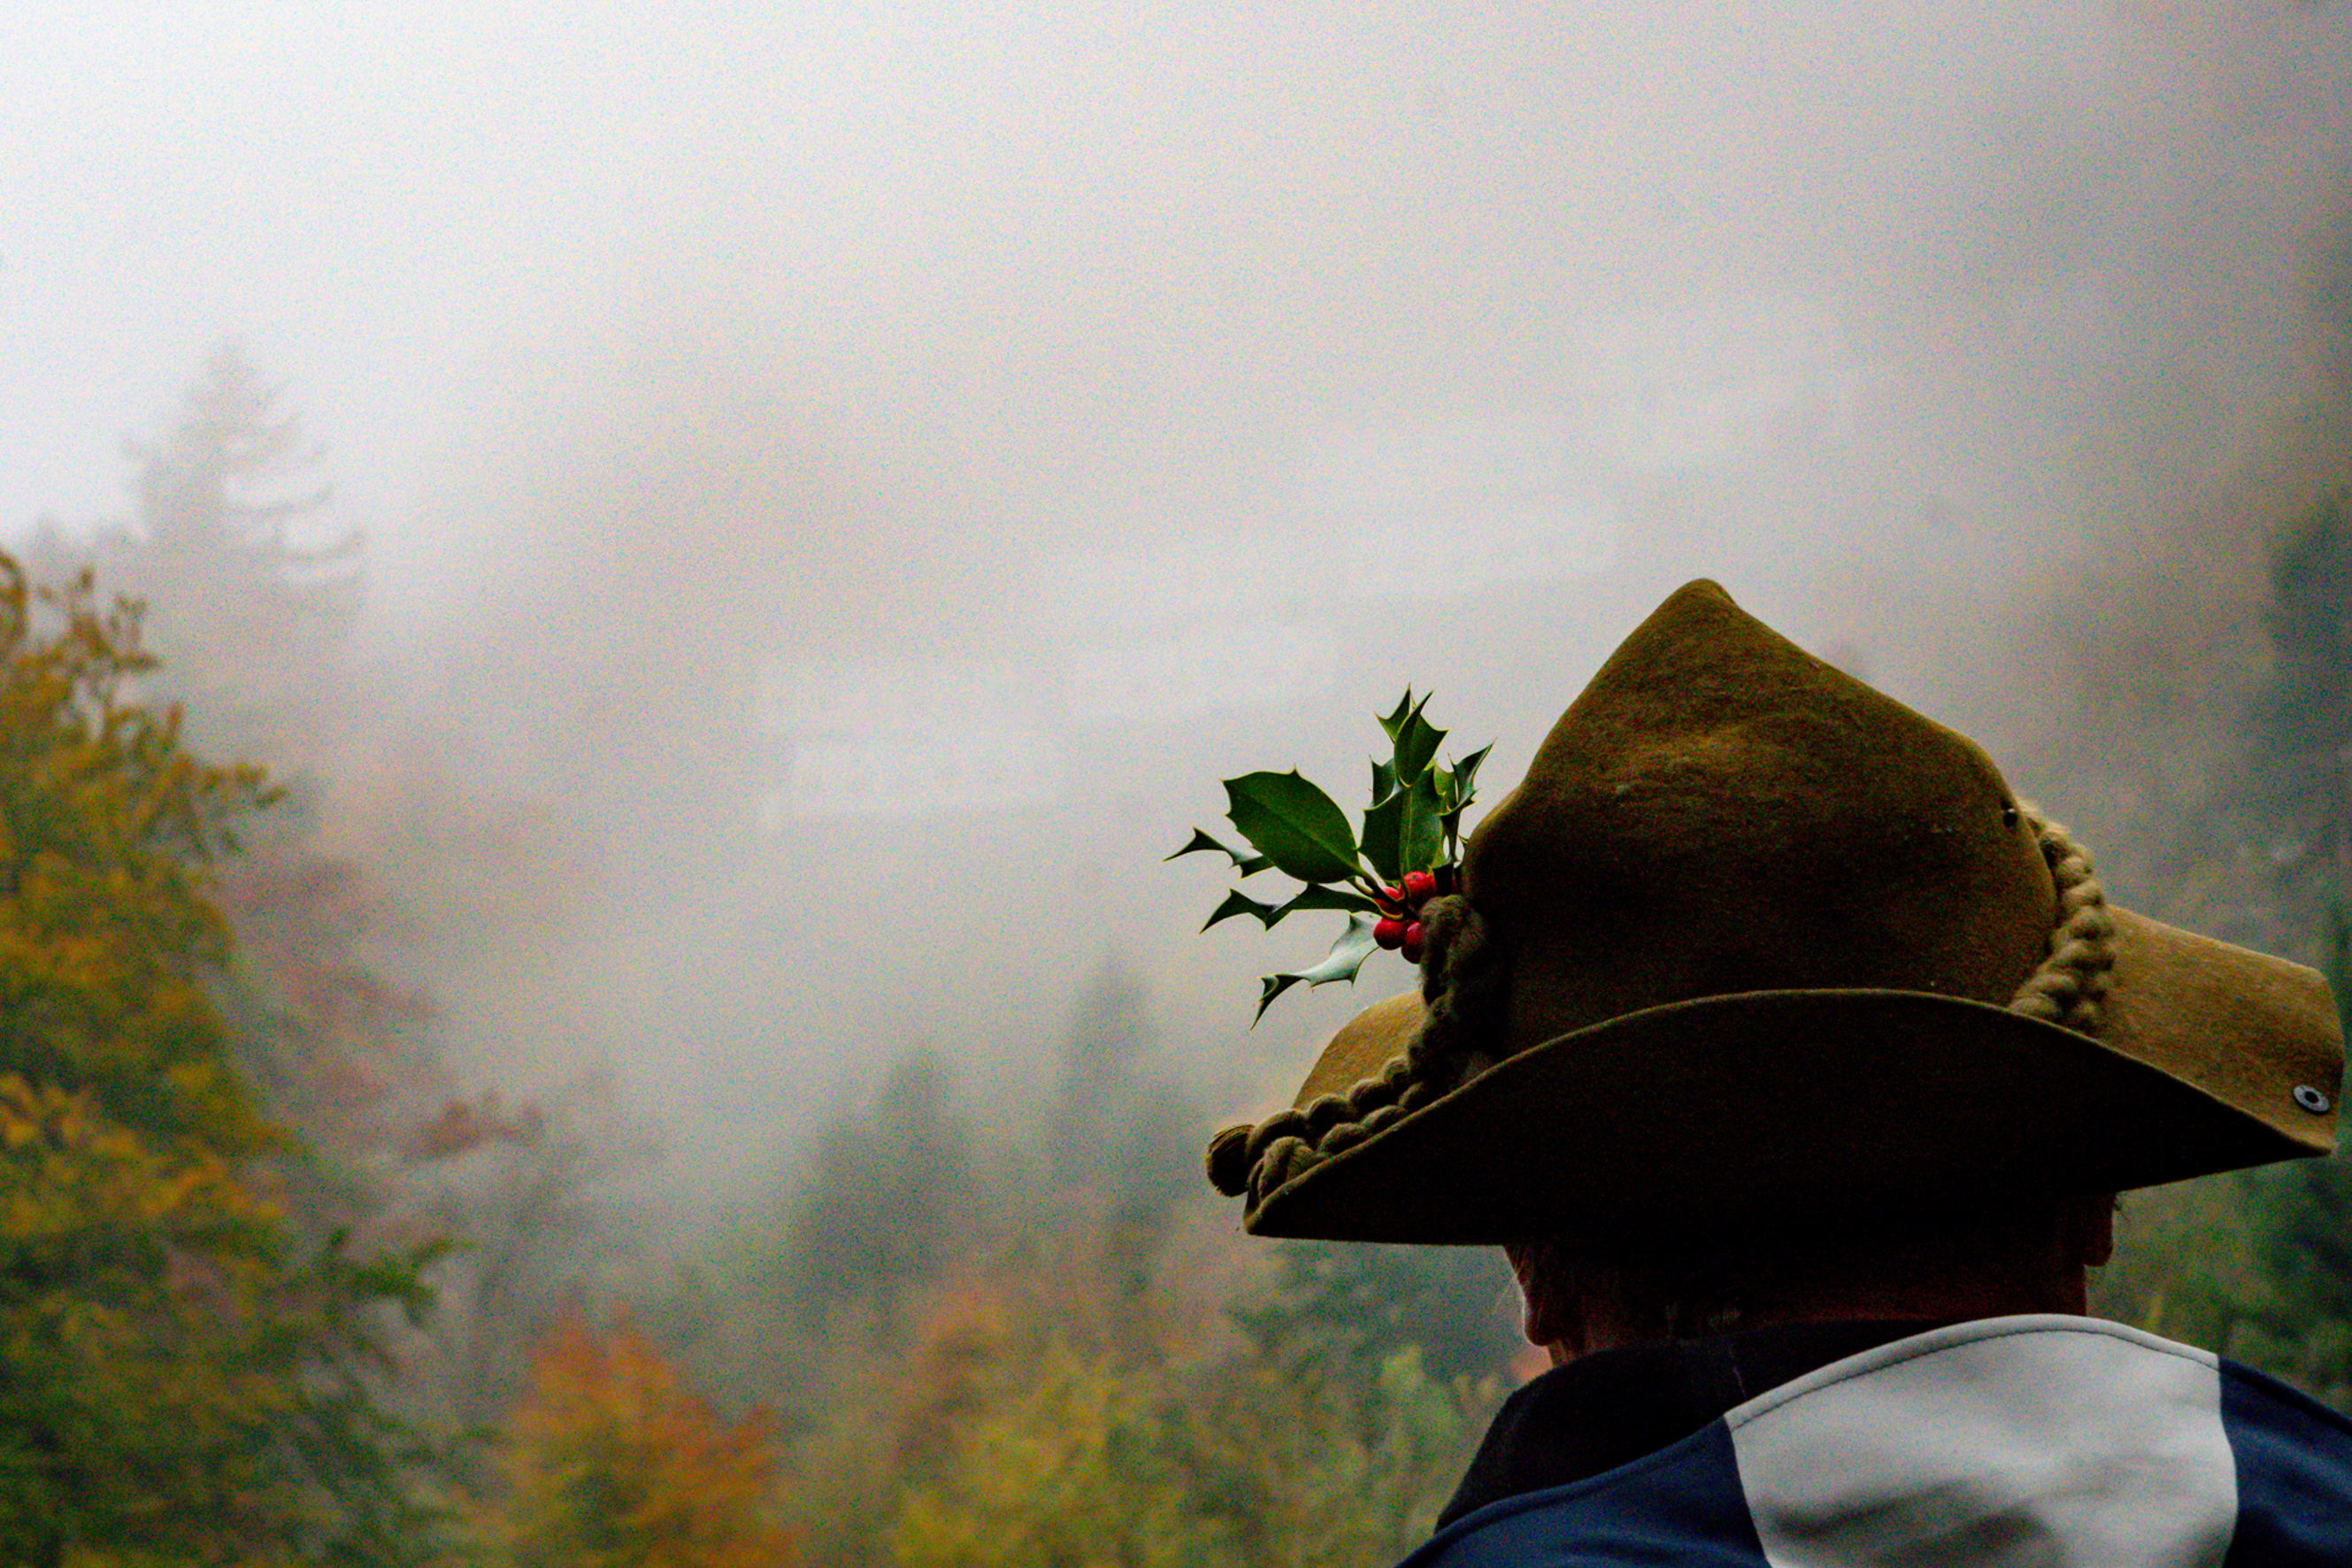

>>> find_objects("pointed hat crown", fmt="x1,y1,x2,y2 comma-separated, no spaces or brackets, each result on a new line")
1464,579,2056,1058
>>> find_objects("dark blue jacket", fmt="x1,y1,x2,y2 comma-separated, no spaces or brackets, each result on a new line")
1409,1316,2352,1565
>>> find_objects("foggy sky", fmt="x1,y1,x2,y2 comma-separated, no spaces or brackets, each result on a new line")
4,1,2349,1219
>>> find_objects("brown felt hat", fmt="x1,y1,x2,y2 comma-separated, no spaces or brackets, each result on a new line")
1211,580,2345,1244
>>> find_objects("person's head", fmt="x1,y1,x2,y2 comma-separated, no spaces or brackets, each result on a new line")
1503,1194,2117,1364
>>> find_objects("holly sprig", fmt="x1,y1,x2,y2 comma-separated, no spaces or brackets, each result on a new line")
1170,691,1492,1022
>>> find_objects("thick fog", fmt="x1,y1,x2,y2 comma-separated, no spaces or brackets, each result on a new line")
4,1,2348,1219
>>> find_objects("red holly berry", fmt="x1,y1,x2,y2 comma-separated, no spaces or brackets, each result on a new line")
1374,917,1409,949
1401,920,1426,964
1402,870,1437,906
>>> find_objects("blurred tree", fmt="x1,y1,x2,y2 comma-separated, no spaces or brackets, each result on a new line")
0,554,457,1564
19,344,429,1165
872,1234,1501,1568
127,341,352,572
1178,1340,1499,1568
2256,496,2352,754
2219,907,2352,1406
1230,1241,1519,1395
115,339,361,734
2090,492,2352,1398
886,1335,1227,1568
2246,494,2352,916
206,840,443,1235
649,970,1513,1566
475,1309,794,1568
0,565,275,1154
402,1072,638,1431
1185,1241,1510,1563
1042,961,1203,1315
29,345,622,1438
1049,960,1196,1232
779,1050,972,1331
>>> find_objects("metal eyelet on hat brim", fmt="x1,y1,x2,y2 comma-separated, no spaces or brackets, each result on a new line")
2294,1084,2333,1115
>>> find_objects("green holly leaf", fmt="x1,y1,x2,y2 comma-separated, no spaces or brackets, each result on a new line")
1363,756,1407,879
1452,742,1494,796
1438,742,1494,840
1361,788,1404,883
1401,767,1445,872
1167,827,1216,857
1377,690,1418,746
1225,771,1361,885
1169,826,1238,862
1253,913,1382,1023
1211,884,1380,932
1203,888,1280,931
1392,695,1446,785
1167,827,1275,877
1256,973,1303,1020
1273,885,1381,923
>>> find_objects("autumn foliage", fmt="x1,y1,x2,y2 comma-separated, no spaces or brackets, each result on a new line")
0,556,459,1564
478,1311,794,1568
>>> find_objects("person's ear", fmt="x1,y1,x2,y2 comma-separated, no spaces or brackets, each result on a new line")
1506,1244,1572,1348
2063,1193,2117,1270
1525,1285,1571,1348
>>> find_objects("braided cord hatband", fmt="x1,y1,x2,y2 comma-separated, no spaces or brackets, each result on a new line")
1206,802,2115,1207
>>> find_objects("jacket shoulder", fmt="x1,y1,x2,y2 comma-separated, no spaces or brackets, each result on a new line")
1401,1416,1769,1567
2218,1357,2352,1564
1406,1318,2352,1568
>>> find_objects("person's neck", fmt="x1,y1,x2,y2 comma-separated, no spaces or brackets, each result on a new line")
1543,1269,2090,1367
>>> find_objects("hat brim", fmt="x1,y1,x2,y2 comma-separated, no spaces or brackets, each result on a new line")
1247,909,2341,1244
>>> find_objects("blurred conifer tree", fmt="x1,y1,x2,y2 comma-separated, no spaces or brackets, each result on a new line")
1046,959,1201,1302
119,340,361,730
780,1050,972,1329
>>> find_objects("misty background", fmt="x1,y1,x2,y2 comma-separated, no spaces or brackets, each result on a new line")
5,0,2348,1244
